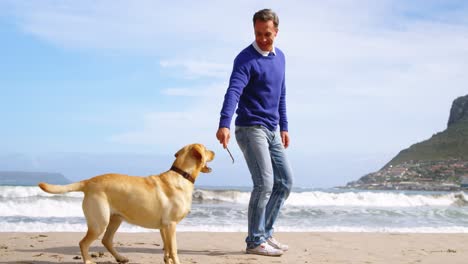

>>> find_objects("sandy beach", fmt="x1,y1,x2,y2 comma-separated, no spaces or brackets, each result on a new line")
0,232,467,264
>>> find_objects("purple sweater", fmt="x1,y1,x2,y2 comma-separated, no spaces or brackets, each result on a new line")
219,44,288,131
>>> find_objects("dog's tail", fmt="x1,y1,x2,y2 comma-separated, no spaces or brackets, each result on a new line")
38,181,86,194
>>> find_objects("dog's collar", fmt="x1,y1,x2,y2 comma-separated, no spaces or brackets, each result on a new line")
170,166,195,184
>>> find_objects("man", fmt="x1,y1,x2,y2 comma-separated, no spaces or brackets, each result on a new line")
216,9,293,257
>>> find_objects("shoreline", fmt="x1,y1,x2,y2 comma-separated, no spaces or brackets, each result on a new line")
1,232,467,263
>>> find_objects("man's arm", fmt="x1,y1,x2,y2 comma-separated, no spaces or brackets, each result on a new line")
279,58,289,148
219,59,251,129
217,55,251,148
278,70,288,132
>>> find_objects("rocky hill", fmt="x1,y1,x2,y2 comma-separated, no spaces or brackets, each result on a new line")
346,95,468,191
0,171,70,186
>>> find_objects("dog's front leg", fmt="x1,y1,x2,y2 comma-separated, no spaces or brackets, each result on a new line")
160,227,170,263
161,222,180,264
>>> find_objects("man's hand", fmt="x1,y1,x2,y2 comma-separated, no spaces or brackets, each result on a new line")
216,127,231,149
281,131,290,149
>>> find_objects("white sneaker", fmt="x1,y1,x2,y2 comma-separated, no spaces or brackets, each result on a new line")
267,237,289,251
246,242,283,256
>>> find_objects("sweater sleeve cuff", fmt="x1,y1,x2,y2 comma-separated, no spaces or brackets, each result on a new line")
219,119,231,129
280,123,288,132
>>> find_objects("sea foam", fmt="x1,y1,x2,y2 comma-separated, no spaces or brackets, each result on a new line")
2,186,468,233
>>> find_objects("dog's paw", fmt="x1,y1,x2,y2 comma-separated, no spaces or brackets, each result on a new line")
116,255,129,263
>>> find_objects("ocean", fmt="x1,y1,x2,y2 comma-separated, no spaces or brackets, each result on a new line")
1,185,468,233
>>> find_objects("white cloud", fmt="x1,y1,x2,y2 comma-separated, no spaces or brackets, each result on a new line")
1,0,256,54
110,82,227,151
102,1,468,155
161,82,227,97
279,7,468,154
160,60,231,79
3,1,468,184
109,110,219,152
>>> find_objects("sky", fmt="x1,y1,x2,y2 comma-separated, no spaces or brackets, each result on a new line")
0,0,467,188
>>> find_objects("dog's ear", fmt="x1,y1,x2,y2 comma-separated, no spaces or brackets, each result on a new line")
174,147,185,158
191,144,205,161
192,144,212,173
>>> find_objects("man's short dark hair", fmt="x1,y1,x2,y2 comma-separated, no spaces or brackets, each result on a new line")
253,9,279,28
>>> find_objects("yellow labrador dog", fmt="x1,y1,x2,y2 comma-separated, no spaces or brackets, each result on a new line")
38,143,215,264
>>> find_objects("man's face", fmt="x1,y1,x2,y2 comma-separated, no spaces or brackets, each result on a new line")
254,20,278,52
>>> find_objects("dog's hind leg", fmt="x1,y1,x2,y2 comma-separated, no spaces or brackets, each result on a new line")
80,195,110,264
102,215,128,263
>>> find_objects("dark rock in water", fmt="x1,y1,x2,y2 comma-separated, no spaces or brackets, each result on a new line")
0,171,71,186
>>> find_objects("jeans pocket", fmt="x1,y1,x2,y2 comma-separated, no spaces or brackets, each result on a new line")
235,126,247,146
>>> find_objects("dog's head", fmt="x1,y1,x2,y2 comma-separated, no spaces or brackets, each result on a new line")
173,143,215,179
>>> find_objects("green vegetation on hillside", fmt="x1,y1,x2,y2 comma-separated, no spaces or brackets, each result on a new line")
345,95,468,191
386,118,468,167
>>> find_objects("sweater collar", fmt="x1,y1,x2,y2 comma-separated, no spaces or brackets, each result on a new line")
252,41,276,57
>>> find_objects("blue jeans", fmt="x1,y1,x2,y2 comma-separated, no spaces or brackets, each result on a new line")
235,125,293,249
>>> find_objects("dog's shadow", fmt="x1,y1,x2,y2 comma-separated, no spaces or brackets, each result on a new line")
8,245,245,264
